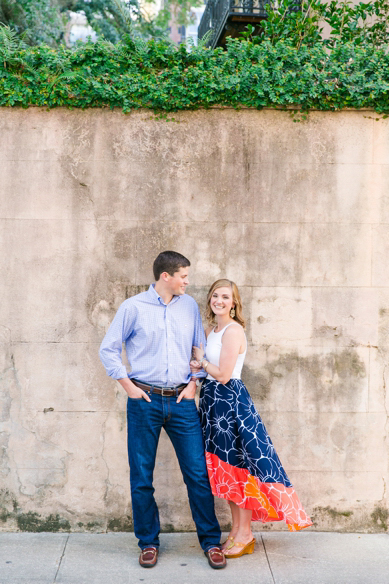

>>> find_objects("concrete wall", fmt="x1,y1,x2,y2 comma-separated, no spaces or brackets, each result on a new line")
0,108,388,533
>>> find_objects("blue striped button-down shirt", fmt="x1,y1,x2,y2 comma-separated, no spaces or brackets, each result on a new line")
99,284,206,385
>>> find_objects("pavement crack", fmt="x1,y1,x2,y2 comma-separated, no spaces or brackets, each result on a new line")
53,534,70,583
263,550,337,565
261,534,276,584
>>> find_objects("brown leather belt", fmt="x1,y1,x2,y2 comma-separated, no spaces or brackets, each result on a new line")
131,379,186,397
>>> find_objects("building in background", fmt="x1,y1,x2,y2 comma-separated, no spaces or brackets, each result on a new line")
165,1,206,44
65,12,97,46
186,5,206,44
65,2,205,46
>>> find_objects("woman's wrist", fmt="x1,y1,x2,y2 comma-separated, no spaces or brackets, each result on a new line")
197,356,210,371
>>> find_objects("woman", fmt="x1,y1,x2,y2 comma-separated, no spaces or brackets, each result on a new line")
191,279,312,559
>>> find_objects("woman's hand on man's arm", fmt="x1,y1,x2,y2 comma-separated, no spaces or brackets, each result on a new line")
190,359,202,373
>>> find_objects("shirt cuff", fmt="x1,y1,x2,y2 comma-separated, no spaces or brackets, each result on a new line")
111,366,129,380
191,370,207,379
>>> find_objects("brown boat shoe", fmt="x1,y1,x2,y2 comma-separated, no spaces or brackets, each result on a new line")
205,546,227,569
139,546,158,568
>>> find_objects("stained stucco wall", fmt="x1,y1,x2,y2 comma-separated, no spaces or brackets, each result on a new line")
0,108,388,533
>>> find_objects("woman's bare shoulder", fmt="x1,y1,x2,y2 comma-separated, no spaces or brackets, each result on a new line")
223,323,245,340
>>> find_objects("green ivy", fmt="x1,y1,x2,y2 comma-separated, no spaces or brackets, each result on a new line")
0,30,388,114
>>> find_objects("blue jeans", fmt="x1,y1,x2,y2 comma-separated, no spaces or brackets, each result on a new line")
127,391,221,551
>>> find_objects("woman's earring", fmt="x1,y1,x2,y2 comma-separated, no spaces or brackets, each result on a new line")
230,307,235,318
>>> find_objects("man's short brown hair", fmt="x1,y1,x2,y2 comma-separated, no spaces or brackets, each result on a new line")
153,251,190,281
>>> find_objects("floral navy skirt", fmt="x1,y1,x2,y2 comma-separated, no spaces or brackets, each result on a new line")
199,378,312,531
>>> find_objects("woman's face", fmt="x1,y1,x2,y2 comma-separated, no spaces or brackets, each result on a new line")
210,286,234,317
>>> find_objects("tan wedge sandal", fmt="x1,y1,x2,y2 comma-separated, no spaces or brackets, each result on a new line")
221,535,235,550
223,538,256,558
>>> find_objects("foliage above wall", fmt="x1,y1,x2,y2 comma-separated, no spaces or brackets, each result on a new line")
0,0,389,114
246,0,389,51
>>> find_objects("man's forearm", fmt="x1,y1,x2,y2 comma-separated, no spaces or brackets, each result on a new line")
118,377,135,395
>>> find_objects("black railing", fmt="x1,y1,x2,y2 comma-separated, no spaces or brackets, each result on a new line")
198,2,213,43
198,0,300,47
231,0,268,16
198,0,268,47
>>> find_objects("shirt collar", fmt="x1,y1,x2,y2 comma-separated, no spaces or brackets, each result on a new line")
148,283,182,306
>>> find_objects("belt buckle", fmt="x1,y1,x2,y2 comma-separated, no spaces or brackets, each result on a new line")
161,387,169,396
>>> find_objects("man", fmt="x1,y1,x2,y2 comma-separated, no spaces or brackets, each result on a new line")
99,251,226,569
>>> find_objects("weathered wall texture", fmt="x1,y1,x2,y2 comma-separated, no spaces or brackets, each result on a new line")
0,108,388,533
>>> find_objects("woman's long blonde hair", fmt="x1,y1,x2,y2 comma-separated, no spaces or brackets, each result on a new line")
205,279,246,329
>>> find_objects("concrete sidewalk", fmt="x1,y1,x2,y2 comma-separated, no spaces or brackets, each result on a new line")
0,531,388,584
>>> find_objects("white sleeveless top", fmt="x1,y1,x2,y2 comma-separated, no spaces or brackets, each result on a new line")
205,323,247,381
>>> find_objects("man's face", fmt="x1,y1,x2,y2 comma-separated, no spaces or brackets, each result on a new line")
166,266,190,296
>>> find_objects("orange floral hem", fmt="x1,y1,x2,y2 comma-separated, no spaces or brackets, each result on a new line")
206,451,312,531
